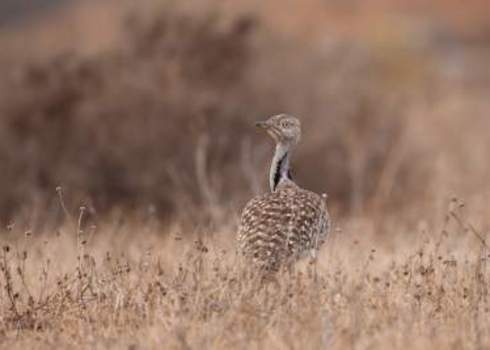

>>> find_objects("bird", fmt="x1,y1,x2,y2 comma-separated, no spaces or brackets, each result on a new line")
237,114,330,272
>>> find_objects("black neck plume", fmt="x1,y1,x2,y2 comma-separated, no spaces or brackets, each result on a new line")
272,152,292,191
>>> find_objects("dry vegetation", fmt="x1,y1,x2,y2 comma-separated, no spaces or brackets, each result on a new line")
0,0,489,349
0,195,489,349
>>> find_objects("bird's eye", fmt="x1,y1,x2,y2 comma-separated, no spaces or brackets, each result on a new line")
281,121,291,128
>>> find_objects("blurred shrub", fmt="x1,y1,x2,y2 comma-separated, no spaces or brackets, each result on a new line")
0,6,430,221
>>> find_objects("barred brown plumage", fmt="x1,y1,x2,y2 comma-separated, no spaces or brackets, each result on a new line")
237,114,330,272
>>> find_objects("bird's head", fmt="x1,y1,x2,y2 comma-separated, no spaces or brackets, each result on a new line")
255,114,301,146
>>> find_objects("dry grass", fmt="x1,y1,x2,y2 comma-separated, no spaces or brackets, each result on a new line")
0,196,489,349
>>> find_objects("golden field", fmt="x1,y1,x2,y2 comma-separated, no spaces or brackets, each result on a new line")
0,1,489,349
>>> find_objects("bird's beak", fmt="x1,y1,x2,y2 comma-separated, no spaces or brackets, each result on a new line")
256,120,279,141
255,121,269,129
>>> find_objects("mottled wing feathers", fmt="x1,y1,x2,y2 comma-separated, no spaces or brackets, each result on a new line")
237,182,329,271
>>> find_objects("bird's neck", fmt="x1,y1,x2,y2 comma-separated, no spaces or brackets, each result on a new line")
270,142,293,192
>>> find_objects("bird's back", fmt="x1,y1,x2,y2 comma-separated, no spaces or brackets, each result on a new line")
237,180,329,271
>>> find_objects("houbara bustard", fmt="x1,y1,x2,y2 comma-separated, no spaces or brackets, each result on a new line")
237,114,330,272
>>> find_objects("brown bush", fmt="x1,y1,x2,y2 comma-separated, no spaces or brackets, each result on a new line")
0,3,487,223
0,9,259,221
